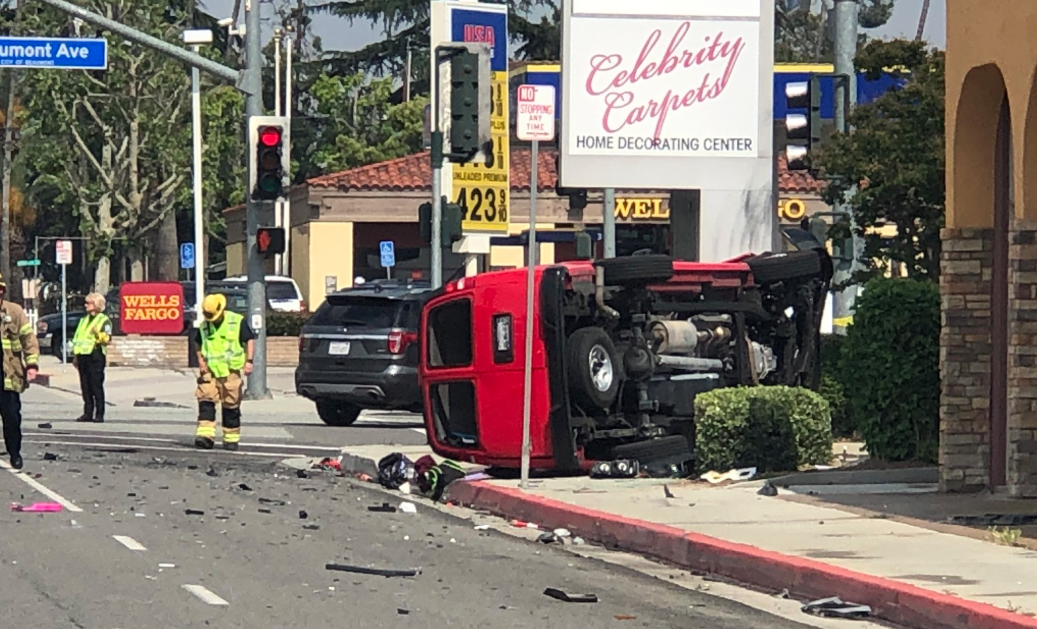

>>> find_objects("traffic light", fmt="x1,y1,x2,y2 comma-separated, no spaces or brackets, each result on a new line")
248,116,289,201
419,198,464,247
783,78,821,172
256,227,286,256
448,48,491,161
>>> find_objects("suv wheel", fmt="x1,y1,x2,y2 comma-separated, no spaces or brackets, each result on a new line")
316,401,362,427
567,327,620,410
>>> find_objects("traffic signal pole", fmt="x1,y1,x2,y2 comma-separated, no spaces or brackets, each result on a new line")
243,0,270,399
35,0,270,397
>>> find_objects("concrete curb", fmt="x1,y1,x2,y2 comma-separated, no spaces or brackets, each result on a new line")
771,467,939,487
446,480,1037,629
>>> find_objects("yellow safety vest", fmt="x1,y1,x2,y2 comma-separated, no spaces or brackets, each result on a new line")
72,313,111,356
200,311,246,378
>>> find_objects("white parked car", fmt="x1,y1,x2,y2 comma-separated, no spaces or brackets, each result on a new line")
222,275,307,312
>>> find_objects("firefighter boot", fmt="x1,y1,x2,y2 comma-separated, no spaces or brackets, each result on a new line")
222,407,241,451
195,401,217,449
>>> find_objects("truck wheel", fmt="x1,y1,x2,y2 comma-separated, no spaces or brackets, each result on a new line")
567,327,620,410
746,251,822,284
595,255,675,285
316,401,361,427
610,435,692,464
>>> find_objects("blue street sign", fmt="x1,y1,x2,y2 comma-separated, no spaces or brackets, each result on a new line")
0,37,108,70
180,243,195,270
379,241,396,268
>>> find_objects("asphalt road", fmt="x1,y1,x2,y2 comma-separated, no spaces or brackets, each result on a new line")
0,444,822,629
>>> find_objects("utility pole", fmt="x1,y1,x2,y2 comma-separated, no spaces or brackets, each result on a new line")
243,0,269,399
0,0,20,290
832,0,861,330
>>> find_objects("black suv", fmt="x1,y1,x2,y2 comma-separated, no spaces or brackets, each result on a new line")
295,280,432,426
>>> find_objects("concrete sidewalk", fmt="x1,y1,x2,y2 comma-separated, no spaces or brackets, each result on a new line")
338,442,1037,629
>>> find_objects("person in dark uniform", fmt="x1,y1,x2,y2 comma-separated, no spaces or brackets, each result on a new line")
73,292,113,423
0,274,39,469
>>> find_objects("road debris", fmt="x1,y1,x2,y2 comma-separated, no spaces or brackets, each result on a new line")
801,597,872,619
397,608,410,615
315,457,342,472
399,502,417,514
325,563,420,578
377,452,415,490
553,528,571,538
510,520,540,530
303,523,320,531
258,498,286,506
237,483,252,491
614,615,636,621
297,469,309,479
10,502,62,512
700,467,757,484
663,485,675,499
205,465,220,477
258,508,272,514
543,588,598,603
184,509,205,516
37,423,52,429
537,532,562,545
474,524,490,531
158,563,176,568
299,509,309,519
368,503,397,513
43,452,59,461
757,483,778,497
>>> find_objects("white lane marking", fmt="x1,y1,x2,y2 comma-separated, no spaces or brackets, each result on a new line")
0,460,83,512
20,439,318,459
113,535,147,551
182,584,229,606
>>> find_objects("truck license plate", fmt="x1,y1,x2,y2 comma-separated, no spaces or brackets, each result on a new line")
328,341,351,356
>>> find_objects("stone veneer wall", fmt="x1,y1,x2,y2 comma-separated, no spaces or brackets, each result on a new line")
939,227,994,492
1008,222,1037,497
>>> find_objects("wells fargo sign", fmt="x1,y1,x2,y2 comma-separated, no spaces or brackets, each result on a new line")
119,282,184,335
614,197,669,222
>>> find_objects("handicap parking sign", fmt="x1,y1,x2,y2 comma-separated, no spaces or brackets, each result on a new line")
379,241,395,268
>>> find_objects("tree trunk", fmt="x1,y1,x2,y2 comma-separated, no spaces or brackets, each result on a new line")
128,244,144,281
155,207,178,280
94,256,111,294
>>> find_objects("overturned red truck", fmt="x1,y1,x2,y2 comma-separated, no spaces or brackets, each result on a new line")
419,248,832,472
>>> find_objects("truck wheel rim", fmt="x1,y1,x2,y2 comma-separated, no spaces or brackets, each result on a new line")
589,345,614,392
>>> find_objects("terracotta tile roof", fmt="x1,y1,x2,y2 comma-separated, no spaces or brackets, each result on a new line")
306,147,823,195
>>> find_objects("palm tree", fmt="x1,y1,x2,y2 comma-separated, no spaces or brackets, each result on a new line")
915,0,931,41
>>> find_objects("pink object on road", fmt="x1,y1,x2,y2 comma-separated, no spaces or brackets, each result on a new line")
10,502,63,512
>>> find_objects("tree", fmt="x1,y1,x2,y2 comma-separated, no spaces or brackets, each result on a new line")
775,0,898,64
305,73,427,174
307,0,560,92
813,40,945,281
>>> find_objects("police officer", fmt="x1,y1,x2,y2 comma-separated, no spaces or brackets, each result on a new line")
194,294,254,450
0,274,39,469
73,292,112,423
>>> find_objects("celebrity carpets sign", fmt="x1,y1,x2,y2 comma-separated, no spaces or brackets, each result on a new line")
119,282,184,335
560,0,770,190
568,18,759,157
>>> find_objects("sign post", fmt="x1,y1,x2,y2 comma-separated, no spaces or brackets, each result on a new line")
516,84,556,489
55,239,72,364
180,242,195,281
379,241,396,280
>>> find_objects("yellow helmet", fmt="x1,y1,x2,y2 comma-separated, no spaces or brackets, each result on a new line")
202,294,227,322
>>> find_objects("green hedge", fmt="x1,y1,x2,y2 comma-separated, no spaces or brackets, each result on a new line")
819,334,855,438
695,386,833,473
266,311,310,337
840,278,940,463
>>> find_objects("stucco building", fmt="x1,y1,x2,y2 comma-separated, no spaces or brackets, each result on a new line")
942,0,1037,495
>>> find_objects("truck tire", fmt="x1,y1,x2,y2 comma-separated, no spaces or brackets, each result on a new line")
567,327,620,410
747,251,822,284
316,401,361,427
595,255,675,286
610,435,692,464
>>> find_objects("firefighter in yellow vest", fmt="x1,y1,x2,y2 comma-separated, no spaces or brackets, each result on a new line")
0,274,39,470
72,292,113,423
194,294,255,450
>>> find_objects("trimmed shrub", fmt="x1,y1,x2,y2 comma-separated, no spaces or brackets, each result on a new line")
840,278,940,463
266,311,309,337
695,386,833,473
819,334,855,438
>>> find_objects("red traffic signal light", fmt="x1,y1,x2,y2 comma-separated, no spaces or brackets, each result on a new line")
259,126,282,147
256,227,286,256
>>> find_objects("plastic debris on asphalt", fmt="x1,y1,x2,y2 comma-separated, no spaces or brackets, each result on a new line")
399,502,417,514
10,502,62,512
801,597,873,619
368,503,397,513
543,588,598,603
510,520,540,530
377,453,415,490
325,563,420,578
757,483,778,496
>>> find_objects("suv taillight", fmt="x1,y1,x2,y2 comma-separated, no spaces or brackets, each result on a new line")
387,330,417,355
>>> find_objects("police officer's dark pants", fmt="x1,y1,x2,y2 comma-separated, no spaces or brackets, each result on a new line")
0,391,21,457
77,351,106,420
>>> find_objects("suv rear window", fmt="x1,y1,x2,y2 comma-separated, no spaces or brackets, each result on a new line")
266,282,299,301
310,296,415,329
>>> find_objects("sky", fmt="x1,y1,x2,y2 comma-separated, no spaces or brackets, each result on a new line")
199,0,947,55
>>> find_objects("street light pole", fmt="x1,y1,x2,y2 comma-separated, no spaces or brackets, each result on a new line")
272,28,284,276
183,29,212,327
283,31,293,277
